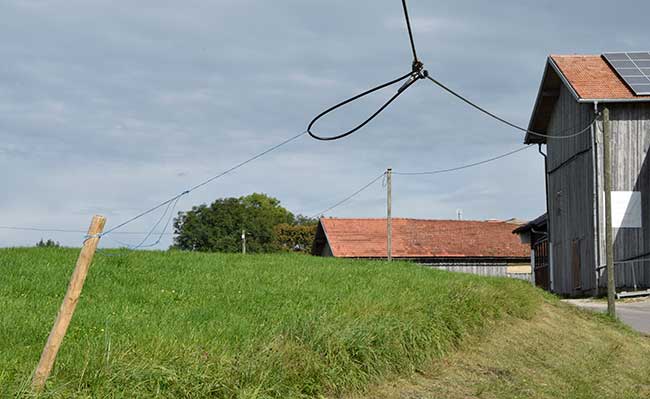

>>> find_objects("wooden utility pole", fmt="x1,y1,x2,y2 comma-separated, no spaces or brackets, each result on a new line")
387,168,392,261
242,230,246,254
32,215,106,392
603,108,616,317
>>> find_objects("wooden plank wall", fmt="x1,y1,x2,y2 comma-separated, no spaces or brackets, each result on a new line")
604,104,650,290
546,86,597,295
423,264,532,282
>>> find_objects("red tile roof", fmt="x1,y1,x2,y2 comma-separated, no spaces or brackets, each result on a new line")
550,55,650,100
318,218,529,259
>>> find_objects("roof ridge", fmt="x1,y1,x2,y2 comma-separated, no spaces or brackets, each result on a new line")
320,217,513,223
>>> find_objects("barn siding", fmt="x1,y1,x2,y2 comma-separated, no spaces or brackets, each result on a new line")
422,263,532,282
546,92,650,295
546,86,597,295
596,104,650,290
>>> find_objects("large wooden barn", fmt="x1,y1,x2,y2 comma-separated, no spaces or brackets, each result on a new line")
526,53,650,296
312,218,531,280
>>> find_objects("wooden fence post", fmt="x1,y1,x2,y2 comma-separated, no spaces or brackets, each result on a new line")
32,215,106,392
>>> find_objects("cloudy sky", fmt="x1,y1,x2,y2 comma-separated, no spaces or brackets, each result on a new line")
1,0,647,248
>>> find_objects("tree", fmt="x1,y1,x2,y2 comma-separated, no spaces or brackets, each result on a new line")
36,239,60,248
173,193,295,253
272,223,317,253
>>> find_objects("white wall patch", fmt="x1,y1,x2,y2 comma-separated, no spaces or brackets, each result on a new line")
611,191,642,228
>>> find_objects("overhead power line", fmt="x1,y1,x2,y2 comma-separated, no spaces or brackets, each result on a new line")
401,0,420,64
0,225,174,235
310,172,386,218
4,138,535,242
99,130,307,238
306,0,596,142
393,145,534,176
312,142,534,217
425,75,597,140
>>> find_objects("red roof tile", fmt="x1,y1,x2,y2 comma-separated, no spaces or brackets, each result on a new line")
319,218,529,259
550,55,650,100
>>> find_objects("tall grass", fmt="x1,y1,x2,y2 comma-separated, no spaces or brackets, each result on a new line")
0,248,541,398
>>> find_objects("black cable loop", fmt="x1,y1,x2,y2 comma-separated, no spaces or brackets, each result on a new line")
308,71,418,141
307,0,424,141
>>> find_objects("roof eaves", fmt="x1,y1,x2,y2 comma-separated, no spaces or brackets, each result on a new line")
577,97,650,104
318,218,337,257
548,56,581,101
525,61,550,144
526,56,588,145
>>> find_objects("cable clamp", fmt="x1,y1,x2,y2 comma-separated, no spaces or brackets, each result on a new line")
412,60,424,74
398,63,427,93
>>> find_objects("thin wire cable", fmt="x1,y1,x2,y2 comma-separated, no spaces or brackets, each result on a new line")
310,172,386,218
136,195,182,249
101,130,307,237
426,75,597,139
0,225,174,235
310,142,539,217
128,194,180,249
394,145,534,176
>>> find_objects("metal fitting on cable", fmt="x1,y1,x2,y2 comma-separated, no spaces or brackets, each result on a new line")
398,62,427,93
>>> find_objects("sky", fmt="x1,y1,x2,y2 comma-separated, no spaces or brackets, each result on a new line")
1,0,648,249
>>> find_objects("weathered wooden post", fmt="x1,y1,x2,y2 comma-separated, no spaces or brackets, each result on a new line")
387,168,392,261
603,108,616,318
32,215,106,392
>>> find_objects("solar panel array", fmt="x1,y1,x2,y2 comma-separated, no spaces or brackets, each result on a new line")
603,52,650,96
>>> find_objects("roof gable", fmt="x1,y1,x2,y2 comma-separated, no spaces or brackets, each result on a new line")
551,55,650,101
316,218,529,259
526,54,650,144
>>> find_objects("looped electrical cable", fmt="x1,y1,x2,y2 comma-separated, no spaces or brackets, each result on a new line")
308,0,426,141
307,71,422,141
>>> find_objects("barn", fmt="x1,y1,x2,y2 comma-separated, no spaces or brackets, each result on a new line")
312,218,531,280
526,52,650,296
513,214,549,290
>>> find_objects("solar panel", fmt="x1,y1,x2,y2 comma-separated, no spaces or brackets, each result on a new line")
603,52,650,95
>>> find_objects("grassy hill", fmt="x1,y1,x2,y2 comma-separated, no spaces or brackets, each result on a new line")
1,248,648,398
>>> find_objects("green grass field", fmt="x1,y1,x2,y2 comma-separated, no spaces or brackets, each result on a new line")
1,248,648,398
1,247,539,398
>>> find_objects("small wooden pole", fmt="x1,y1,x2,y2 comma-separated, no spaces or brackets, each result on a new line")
387,168,392,262
603,108,616,318
32,215,106,392
242,229,246,254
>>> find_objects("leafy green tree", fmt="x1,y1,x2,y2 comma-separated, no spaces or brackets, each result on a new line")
173,193,295,253
272,223,317,253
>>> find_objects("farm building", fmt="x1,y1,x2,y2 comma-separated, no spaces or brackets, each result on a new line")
312,218,531,280
525,52,650,296
513,214,549,290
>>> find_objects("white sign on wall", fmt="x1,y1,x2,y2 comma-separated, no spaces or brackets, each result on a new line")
611,191,642,228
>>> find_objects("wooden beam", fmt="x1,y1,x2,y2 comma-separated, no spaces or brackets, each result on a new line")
32,215,106,392
603,108,616,318
386,168,392,262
